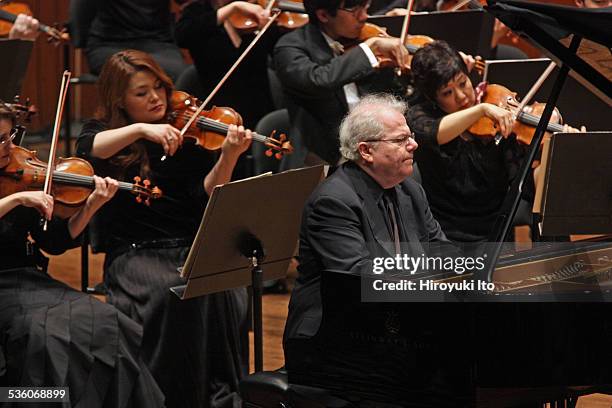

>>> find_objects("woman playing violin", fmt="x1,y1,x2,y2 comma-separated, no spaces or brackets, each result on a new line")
0,103,166,407
408,40,527,246
76,49,251,408
407,40,581,246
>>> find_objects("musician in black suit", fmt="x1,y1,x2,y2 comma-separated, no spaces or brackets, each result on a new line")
273,0,410,165
283,94,473,407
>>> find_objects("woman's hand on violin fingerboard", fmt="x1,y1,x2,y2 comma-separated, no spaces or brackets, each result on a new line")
16,191,54,220
480,103,514,138
364,37,411,71
8,14,40,41
85,176,119,211
139,124,183,157
563,124,587,133
223,124,252,158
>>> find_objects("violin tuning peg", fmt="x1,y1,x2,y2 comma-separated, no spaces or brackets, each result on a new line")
275,152,282,160
133,176,142,184
265,149,273,157
143,179,151,187
135,196,142,204
145,198,151,206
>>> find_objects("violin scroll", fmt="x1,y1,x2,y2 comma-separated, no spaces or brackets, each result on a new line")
133,176,163,206
263,130,293,159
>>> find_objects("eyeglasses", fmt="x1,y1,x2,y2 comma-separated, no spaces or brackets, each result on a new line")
364,133,415,146
338,1,371,16
0,128,17,146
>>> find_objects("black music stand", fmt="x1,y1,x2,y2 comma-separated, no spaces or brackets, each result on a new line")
170,165,324,372
368,10,495,57
536,132,612,236
0,39,33,102
484,58,610,130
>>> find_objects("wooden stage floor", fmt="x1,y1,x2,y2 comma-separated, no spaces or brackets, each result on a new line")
47,248,612,408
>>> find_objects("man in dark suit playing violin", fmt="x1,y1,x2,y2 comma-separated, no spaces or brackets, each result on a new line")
273,0,410,166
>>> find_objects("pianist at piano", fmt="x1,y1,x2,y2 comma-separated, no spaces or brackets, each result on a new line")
283,94,478,406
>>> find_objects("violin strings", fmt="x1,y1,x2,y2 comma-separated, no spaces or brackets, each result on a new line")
518,111,564,133
176,113,271,144
51,172,143,192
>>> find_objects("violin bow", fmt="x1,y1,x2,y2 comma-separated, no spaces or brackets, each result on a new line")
515,61,557,119
171,10,281,156
397,0,415,76
450,0,474,11
494,60,556,145
41,70,71,230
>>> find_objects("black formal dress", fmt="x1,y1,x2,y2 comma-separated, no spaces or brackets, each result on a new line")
406,100,530,244
273,24,407,165
76,120,249,408
0,206,165,408
86,0,188,81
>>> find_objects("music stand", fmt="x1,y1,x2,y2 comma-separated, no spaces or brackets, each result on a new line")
368,10,495,57
170,165,324,372
535,132,612,236
484,58,611,130
0,40,33,102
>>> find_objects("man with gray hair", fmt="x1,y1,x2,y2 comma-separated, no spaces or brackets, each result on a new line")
283,94,462,406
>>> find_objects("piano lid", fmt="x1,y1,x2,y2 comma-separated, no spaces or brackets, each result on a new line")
485,0,611,102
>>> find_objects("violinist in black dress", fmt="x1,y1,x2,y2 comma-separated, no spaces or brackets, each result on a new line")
0,103,165,408
76,49,252,408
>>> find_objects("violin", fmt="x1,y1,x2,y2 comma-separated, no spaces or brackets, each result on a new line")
469,84,566,145
228,0,307,33
0,145,162,218
0,1,69,44
169,90,293,159
437,0,485,12
354,23,485,75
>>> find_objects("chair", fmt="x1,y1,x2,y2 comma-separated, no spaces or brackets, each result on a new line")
80,213,108,295
68,0,102,294
65,0,100,155
175,65,204,98
267,63,286,111
252,109,290,175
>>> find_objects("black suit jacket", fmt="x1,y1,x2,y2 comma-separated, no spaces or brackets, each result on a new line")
273,24,405,164
284,162,447,344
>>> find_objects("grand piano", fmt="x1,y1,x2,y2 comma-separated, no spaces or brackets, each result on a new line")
322,2,612,406
241,3,612,407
